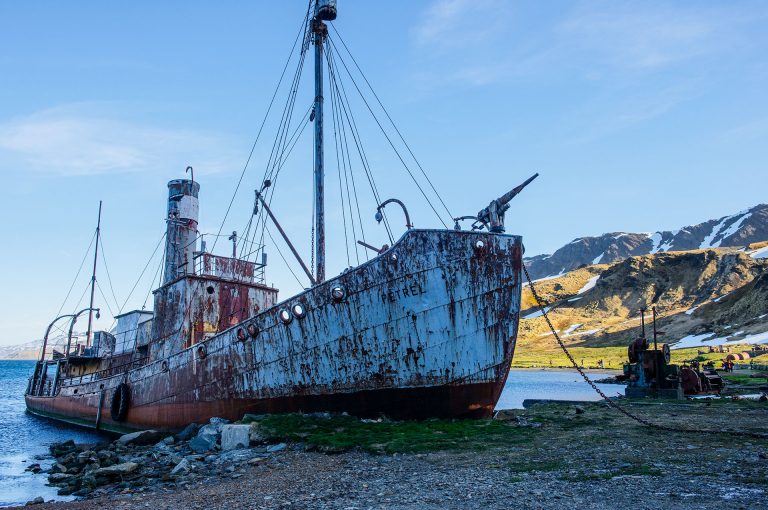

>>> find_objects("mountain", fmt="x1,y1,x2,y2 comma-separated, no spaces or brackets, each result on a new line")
0,339,42,360
519,243,768,352
0,332,82,360
525,204,768,280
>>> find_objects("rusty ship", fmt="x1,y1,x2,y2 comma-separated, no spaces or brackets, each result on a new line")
25,1,533,433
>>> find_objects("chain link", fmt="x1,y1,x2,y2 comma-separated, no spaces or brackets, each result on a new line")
522,263,768,440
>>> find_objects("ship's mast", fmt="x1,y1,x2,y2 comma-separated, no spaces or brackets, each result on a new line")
86,200,102,347
312,3,326,283
311,0,336,284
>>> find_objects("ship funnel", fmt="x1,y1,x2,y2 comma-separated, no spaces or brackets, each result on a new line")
164,178,200,284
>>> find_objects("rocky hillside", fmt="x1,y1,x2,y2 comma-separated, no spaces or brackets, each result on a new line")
525,204,768,279
519,242,768,353
0,339,41,360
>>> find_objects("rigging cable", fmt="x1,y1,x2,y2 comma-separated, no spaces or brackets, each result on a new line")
98,235,122,313
55,231,97,318
211,3,313,253
330,24,454,221
325,46,394,242
117,232,167,316
328,35,449,229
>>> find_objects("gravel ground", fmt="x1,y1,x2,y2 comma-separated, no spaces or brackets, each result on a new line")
16,401,768,510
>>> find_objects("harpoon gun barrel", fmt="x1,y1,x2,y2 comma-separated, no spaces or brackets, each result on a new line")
476,173,538,233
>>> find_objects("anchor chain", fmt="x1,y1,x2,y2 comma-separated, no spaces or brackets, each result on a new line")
522,263,768,440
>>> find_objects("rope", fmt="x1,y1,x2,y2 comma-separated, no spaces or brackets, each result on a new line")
522,263,768,440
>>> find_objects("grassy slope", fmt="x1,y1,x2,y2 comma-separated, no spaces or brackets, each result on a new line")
515,247,768,367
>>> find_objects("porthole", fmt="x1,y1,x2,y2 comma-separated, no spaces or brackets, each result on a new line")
390,253,398,262
279,309,292,324
330,286,345,302
73,389,78,394
206,285,215,295
247,324,260,338
292,304,306,319
236,328,247,341
161,360,169,372
475,240,485,249
197,345,207,359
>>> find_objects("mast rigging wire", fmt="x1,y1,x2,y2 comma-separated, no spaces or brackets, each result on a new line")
211,2,313,253
330,24,454,222
327,35,448,229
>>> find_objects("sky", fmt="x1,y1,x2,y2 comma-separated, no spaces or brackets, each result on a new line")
1,0,767,345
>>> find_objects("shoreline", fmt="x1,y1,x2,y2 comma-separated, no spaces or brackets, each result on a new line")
12,400,767,510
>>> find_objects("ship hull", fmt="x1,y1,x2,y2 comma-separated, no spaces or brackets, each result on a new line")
26,229,522,433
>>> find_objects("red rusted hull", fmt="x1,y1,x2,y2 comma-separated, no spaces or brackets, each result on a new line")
26,379,507,433
26,229,521,433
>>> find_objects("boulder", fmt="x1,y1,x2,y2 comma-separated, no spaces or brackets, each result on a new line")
492,409,517,422
25,497,44,506
175,423,200,442
221,425,251,451
93,462,139,477
170,458,192,476
49,463,68,474
118,430,164,446
209,417,230,425
48,473,73,484
189,434,217,454
266,443,286,453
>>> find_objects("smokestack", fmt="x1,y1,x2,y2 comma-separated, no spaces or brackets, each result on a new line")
164,179,200,284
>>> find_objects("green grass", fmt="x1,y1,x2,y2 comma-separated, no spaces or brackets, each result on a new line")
721,373,768,386
257,414,534,454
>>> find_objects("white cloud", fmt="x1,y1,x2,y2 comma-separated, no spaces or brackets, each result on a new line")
414,0,508,48
0,103,241,176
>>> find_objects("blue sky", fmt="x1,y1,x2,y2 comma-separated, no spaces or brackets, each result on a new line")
1,0,767,344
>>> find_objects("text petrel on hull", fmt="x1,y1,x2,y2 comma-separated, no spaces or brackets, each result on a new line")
25,1,536,433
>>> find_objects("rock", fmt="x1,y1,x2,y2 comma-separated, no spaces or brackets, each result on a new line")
49,463,68,474
221,425,251,451
240,413,267,424
25,463,41,473
574,406,585,414
170,458,192,476
49,440,76,456
209,417,230,425
163,436,175,445
249,423,267,444
24,496,44,506
247,457,267,465
189,435,217,454
118,430,164,446
175,423,200,442
266,443,286,453
93,462,139,477
48,473,74,484
493,409,517,422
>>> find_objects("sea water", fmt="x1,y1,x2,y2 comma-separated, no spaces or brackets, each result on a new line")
0,361,105,507
0,360,623,506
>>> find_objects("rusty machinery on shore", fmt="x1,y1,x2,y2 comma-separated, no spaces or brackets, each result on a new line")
620,307,723,399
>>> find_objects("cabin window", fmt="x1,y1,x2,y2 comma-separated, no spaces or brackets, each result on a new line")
206,285,215,294
292,304,306,319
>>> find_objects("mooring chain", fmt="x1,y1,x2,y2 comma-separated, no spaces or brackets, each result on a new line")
522,264,768,440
